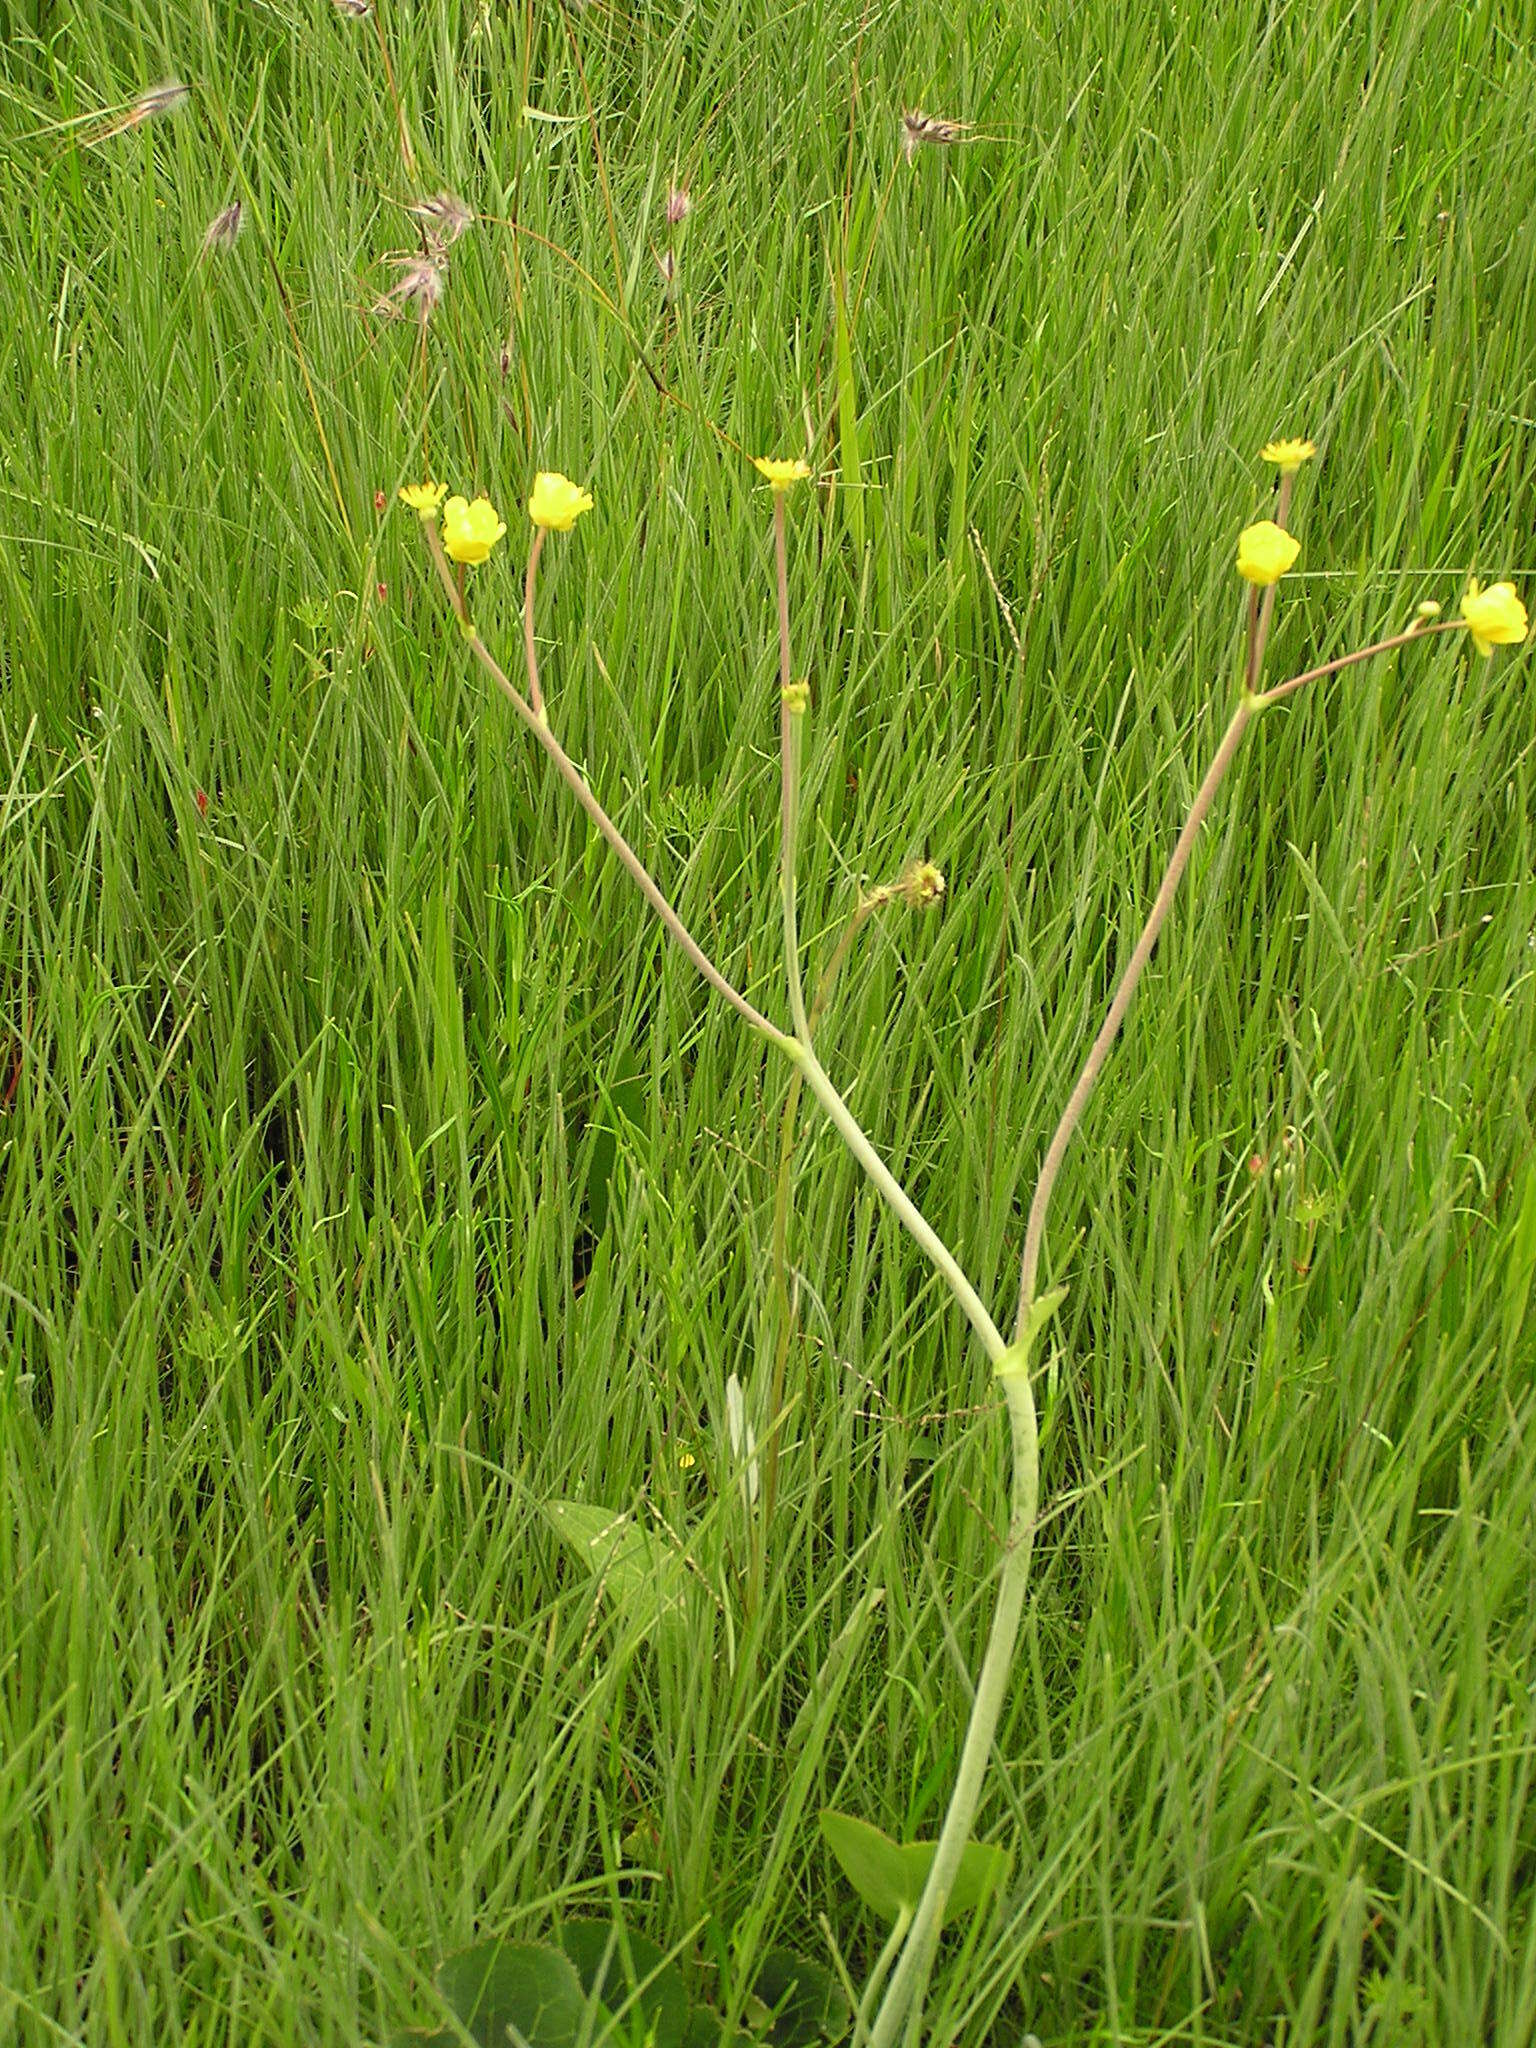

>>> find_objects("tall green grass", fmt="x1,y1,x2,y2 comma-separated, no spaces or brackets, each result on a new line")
1,0,1534,2041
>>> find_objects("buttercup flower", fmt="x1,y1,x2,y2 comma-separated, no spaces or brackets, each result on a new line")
441,494,507,565
1259,438,1317,475
753,456,812,492
1237,520,1301,587
528,472,594,532
1461,579,1528,658
398,481,448,519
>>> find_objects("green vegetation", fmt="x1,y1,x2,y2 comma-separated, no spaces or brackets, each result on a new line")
2,1,1534,2043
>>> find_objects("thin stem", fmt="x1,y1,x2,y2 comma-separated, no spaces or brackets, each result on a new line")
370,0,416,175
853,1909,912,2047
1242,585,1261,693
782,711,810,1041
1014,700,1254,1336
761,890,891,1548
1256,616,1460,707
423,518,469,625
792,1041,1008,1369
523,526,547,720
866,1364,1037,2048
776,497,811,1039
422,522,784,1044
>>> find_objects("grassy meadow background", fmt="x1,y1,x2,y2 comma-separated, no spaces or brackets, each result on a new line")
3,0,1536,2040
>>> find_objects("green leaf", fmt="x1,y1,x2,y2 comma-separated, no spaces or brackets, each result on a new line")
586,1049,645,1237
678,2016,755,2048
434,1940,588,2048
556,1921,691,2048
544,1500,689,1624
833,270,863,551
752,1947,850,2044
819,1811,1010,1928
999,1284,1069,1379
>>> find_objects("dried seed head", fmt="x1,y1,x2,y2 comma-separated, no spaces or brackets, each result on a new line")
200,200,242,258
405,190,473,248
376,252,446,323
665,185,692,226
900,108,971,163
330,0,371,17
897,860,946,911
130,79,190,125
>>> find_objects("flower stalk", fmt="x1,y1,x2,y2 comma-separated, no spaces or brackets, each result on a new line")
404,440,1524,2048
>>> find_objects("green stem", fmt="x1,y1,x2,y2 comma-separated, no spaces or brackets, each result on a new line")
1012,699,1254,1337
853,1908,912,2046
777,495,811,1041
761,891,892,1546
791,1041,1008,1370
866,1361,1037,2048
422,519,785,1045
523,525,547,719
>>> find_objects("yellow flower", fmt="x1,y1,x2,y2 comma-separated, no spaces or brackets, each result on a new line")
752,455,812,492
1236,520,1301,588
528,472,593,532
1259,438,1317,475
1460,578,1528,658
441,494,507,565
399,481,448,519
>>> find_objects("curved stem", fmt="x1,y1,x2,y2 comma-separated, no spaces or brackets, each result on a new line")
422,521,785,1045
792,1041,1008,1369
1014,700,1253,1335
865,1363,1038,2048
761,890,892,1544
1255,616,1460,707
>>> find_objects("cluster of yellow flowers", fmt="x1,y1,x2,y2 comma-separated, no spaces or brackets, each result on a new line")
1235,437,1526,656
398,442,1525,661
397,471,591,562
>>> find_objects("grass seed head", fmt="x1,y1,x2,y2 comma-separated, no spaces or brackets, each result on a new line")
130,80,190,125
406,191,473,248
377,252,446,323
200,200,242,258
901,108,970,163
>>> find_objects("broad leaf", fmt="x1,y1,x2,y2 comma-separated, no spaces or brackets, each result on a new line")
556,1920,690,2048
434,1940,588,2048
819,1811,1009,1928
544,1500,688,1623
752,1947,850,2044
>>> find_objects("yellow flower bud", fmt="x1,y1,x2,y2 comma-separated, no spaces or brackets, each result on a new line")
752,455,812,492
1236,520,1301,588
781,678,810,714
398,481,448,519
441,494,507,565
528,471,594,533
1258,438,1317,475
1414,600,1442,620
1460,579,1528,658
